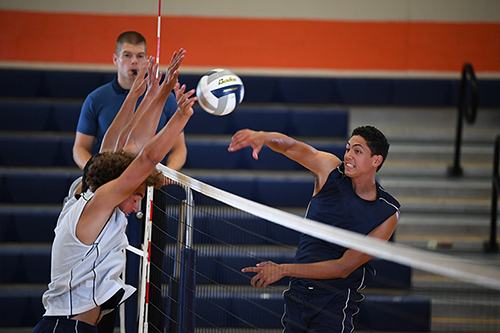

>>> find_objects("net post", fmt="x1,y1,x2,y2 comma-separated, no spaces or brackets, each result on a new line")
167,198,184,332
168,185,196,332
178,186,196,332
138,186,154,333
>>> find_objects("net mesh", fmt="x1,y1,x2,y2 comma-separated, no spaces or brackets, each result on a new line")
141,164,500,333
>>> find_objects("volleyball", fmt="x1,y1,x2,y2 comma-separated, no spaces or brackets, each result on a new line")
196,68,245,116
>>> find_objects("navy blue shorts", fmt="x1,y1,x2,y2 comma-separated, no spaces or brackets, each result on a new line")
282,285,365,333
33,316,97,333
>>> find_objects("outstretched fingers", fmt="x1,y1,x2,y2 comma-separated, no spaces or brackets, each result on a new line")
177,87,197,117
157,49,187,99
146,58,161,96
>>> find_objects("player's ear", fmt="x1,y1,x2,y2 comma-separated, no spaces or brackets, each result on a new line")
113,53,118,66
372,155,383,168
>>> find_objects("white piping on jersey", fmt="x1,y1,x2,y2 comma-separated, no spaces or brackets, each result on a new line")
350,290,361,333
91,245,99,307
358,267,366,290
68,242,100,316
281,284,291,332
379,196,400,212
341,289,350,333
69,270,73,315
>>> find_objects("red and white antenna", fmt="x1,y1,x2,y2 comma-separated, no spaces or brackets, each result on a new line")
156,0,161,76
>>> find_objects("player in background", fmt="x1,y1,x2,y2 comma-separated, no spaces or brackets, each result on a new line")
228,126,400,332
73,31,187,172
33,49,197,333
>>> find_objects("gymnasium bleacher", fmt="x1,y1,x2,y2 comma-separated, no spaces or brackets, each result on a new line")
2,67,499,331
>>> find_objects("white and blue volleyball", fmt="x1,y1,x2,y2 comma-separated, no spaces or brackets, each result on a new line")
196,68,244,116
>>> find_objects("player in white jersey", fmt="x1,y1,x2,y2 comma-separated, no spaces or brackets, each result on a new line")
33,51,197,332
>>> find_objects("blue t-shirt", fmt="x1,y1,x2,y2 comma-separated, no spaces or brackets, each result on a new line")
77,76,178,153
291,163,400,291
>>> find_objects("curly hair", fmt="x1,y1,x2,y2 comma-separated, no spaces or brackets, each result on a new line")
83,150,163,192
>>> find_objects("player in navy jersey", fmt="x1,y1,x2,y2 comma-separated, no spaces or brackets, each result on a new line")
228,126,400,332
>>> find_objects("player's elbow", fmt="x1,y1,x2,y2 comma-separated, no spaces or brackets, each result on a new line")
140,145,164,166
336,262,357,279
72,146,87,170
338,269,353,279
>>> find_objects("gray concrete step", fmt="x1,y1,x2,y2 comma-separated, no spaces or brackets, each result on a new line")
379,177,491,200
349,107,500,144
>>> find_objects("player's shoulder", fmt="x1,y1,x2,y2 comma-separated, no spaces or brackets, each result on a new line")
88,81,115,98
377,183,400,209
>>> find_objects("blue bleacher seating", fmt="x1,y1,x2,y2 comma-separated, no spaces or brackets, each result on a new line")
0,171,81,203
0,102,53,131
336,78,393,105
2,68,499,107
0,101,81,132
393,79,456,106
0,247,51,284
194,291,430,331
356,295,431,332
0,287,45,327
0,208,59,243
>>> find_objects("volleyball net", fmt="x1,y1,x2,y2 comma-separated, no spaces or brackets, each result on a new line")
133,164,500,333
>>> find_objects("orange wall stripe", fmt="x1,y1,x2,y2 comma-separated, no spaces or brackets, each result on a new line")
1,10,499,72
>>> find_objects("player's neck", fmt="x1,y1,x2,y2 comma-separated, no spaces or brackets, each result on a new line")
351,176,377,201
117,75,133,91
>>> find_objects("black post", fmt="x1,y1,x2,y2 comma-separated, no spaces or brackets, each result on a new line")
485,136,500,253
448,63,478,177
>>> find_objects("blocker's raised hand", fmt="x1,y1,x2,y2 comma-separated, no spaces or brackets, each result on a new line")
145,56,161,97
159,48,186,96
128,61,149,98
176,84,197,118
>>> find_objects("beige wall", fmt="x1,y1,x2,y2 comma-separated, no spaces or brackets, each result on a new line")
1,0,500,22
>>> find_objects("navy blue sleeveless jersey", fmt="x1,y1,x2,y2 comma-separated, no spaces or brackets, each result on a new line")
290,163,400,291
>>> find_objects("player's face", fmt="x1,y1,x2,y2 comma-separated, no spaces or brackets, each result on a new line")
344,135,381,177
118,183,146,216
113,42,147,82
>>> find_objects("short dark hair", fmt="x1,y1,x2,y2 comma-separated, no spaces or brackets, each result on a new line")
115,31,147,54
351,125,389,172
83,150,163,192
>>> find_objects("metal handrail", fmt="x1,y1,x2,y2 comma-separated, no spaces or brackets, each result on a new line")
485,135,500,253
448,63,479,177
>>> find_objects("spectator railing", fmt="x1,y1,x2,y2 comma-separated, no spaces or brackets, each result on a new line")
485,135,500,253
448,63,479,177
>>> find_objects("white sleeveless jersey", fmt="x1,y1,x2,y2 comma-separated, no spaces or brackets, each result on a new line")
42,191,136,316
